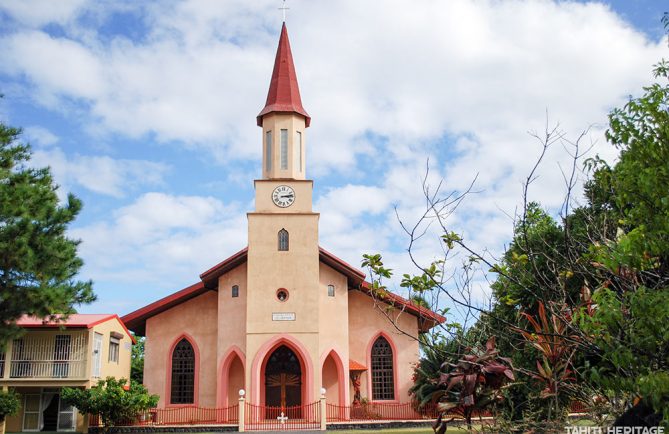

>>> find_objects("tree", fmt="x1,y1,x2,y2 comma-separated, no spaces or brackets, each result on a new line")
130,336,145,384
0,390,20,434
578,60,669,428
367,57,669,429
0,121,94,344
61,377,159,431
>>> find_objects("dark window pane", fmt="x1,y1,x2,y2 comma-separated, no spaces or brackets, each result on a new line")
278,229,289,251
371,336,394,400
170,339,195,404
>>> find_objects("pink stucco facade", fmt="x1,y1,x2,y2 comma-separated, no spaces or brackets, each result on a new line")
121,22,444,411
133,262,428,408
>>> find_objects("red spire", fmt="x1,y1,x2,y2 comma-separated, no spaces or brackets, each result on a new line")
257,23,310,127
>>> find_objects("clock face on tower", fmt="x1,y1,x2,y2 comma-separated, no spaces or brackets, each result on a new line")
272,185,295,208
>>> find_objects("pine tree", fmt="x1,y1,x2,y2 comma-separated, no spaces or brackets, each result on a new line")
0,121,95,345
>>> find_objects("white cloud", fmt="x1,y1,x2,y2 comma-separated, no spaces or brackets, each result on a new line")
31,148,169,198
23,125,58,147
1,0,662,172
0,31,106,105
0,0,88,27
71,192,248,292
1,0,665,315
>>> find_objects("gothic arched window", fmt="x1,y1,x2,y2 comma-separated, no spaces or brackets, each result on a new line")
170,338,195,404
371,336,394,400
278,229,289,251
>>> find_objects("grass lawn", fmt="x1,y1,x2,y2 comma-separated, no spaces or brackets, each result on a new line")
326,418,595,432
328,427,471,433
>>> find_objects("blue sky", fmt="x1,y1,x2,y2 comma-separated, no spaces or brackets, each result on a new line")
0,0,666,320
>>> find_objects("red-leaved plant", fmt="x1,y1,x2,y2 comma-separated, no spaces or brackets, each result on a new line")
433,337,515,433
514,300,581,419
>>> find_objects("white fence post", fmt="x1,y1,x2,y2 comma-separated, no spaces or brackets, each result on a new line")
320,388,327,431
238,389,246,432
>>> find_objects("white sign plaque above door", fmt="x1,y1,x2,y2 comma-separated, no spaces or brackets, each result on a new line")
272,312,296,321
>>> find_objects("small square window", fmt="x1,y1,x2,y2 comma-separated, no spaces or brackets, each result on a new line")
232,285,239,298
328,284,335,297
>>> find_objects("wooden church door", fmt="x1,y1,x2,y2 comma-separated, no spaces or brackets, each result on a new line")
265,345,302,416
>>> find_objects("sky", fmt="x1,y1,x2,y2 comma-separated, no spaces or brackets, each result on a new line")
0,0,666,319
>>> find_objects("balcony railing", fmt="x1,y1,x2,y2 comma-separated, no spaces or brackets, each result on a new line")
9,360,87,379
6,333,88,380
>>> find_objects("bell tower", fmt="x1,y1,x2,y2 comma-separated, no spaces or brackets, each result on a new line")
245,22,322,405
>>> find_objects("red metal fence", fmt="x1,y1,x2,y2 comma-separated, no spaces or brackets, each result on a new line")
326,402,498,422
327,402,437,421
88,404,239,427
89,400,588,429
245,401,321,431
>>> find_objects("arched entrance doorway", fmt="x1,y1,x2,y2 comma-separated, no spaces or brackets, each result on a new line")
264,345,302,417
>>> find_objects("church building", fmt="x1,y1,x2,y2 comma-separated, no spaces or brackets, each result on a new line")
122,23,444,411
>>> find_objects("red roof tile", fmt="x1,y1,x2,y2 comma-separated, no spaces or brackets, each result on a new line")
17,314,114,328
358,281,447,332
17,314,135,343
349,359,367,371
200,247,248,288
257,23,310,127
318,246,366,286
121,281,208,336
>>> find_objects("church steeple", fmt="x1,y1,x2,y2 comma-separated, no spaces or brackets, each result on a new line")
257,23,310,127
258,23,309,180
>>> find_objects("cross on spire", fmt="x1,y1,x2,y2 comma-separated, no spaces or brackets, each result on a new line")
278,0,289,22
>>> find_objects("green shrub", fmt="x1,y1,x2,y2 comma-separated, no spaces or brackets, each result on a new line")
62,377,158,429
0,390,20,422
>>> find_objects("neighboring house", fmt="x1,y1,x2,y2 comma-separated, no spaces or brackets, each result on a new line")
0,315,133,433
122,23,446,412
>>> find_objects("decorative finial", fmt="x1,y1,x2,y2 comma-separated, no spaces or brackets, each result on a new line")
279,0,289,22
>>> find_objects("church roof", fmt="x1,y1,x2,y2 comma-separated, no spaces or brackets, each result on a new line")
257,23,311,127
318,246,366,286
356,281,446,332
200,247,249,288
122,281,208,335
121,246,445,335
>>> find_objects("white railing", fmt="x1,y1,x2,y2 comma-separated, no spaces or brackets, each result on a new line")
10,360,87,379
9,333,88,379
